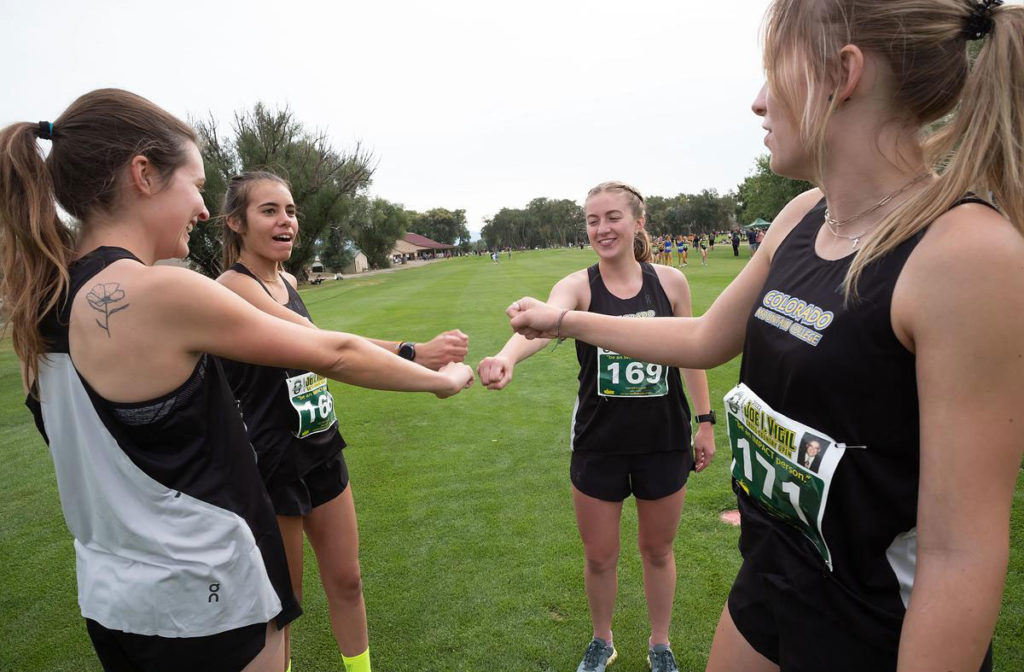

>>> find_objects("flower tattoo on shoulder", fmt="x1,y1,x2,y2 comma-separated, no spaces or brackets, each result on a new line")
87,283,130,337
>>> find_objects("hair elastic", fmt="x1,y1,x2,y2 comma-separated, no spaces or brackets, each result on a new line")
964,0,1002,40
36,121,54,140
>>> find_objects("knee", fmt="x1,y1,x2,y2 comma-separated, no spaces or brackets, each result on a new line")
637,541,674,568
583,548,619,575
323,564,364,604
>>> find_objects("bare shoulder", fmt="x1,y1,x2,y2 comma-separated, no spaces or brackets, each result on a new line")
908,203,1023,280
136,264,228,306
283,271,299,290
549,268,591,309
651,263,686,286
554,268,591,293
651,262,689,294
652,263,693,315
216,267,249,291
896,203,1024,347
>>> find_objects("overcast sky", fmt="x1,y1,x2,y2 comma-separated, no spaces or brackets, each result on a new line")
1,0,774,239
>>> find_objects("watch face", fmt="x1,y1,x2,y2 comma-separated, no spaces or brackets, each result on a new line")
399,343,415,360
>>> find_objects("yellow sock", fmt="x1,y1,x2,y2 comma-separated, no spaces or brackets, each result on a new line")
285,661,292,672
342,647,371,672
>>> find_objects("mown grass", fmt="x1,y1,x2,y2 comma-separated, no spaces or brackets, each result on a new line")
1,245,1021,672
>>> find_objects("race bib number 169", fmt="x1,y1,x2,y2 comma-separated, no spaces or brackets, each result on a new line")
597,347,668,398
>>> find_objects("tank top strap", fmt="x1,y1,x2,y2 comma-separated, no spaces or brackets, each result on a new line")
951,193,999,212
229,263,277,299
58,247,145,328
70,246,143,294
771,198,827,264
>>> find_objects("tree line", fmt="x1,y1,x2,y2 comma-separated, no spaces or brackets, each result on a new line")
188,102,810,277
481,169,812,251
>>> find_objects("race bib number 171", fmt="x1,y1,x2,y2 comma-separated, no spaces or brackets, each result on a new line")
724,383,847,570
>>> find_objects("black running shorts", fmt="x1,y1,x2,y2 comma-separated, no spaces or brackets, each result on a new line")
570,450,693,502
86,619,267,672
269,450,348,517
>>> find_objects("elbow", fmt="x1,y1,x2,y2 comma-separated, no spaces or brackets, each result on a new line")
319,333,359,380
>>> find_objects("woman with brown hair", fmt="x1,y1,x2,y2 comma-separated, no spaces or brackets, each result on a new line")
216,171,468,672
508,1,1024,670
0,89,473,671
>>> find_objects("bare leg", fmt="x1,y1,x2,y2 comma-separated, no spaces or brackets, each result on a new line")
241,622,287,672
572,486,624,642
705,603,779,672
635,486,687,646
277,515,305,666
303,485,369,656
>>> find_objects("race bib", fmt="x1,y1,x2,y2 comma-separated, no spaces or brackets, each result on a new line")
724,383,847,570
286,372,338,438
597,347,668,398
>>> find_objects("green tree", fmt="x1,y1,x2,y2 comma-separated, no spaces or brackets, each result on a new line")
687,188,734,234
413,208,470,245
736,154,814,226
190,104,374,278
352,198,408,269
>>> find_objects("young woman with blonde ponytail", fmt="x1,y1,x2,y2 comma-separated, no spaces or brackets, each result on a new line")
508,1,1024,670
0,89,473,672
479,181,716,672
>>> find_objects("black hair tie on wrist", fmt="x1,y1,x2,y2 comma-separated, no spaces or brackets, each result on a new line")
36,121,54,140
964,0,1002,40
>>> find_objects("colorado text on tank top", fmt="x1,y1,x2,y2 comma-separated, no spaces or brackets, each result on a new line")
25,247,300,637
572,262,692,454
219,263,345,486
738,196,996,615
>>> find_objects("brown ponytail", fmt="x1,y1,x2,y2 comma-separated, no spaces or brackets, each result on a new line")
633,228,653,263
0,124,75,388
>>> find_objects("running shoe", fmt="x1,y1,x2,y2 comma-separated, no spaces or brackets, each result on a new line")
647,644,679,672
576,637,617,672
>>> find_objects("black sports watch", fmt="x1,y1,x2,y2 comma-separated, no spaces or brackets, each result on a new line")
694,411,716,425
397,342,416,361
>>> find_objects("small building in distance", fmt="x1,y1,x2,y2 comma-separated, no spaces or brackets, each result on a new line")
390,233,456,264
343,249,369,275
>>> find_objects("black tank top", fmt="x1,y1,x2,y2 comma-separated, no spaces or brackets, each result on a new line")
26,246,300,633
220,264,345,486
572,263,692,454
738,198,932,614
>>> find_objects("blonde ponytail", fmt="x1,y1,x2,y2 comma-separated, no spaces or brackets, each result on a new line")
847,3,1024,297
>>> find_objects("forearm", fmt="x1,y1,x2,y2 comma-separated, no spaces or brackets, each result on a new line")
560,311,728,369
681,368,712,415
497,332,551,364
897,549,1007,672
318,333,448,394
366,337,400,353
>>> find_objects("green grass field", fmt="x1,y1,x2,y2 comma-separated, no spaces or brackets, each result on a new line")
1,245,1021,671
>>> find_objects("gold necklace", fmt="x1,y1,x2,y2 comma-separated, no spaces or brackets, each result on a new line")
825,219,869,249
238,261,280,284
824,173,931,249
